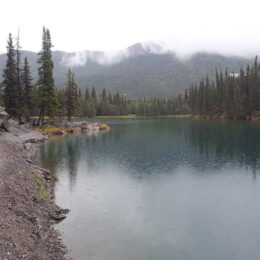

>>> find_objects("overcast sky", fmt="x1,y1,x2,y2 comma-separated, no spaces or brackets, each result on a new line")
1,0,260,57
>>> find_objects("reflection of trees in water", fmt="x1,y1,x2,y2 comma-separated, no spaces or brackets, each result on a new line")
38,120,260,184
187,121,260,176
38,135,82,190
37,139,66,175
66,136,81,191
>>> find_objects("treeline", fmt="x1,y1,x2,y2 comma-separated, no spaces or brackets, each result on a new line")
185,57,260,119
0,27,189,121
0,27,259,122
1,27,57,125
0,28,189,123
56,84,189,118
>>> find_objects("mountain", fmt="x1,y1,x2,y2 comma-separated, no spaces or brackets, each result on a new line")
0,43,251,97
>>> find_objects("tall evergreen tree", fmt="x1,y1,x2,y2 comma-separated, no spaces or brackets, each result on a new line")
65,68,79,121
102,88,107,101
22,57,34,121
15,30,24,123
37,27,57,125
0,84,4,106
85,88,90,101
2,33,18,117
91,87,97,100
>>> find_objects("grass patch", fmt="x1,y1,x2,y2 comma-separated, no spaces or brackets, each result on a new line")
30,116,80,120
99,124,109,130
38,126,64,136
95,115,137,119
31,171,47,200
166,114,191,118
96,115,192,119
65,128,78,134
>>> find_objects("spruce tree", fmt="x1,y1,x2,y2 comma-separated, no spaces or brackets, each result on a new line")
91,87,97,100
2,33,18,117
102,88,107,101
22,57,34,121
15,31,24,123
65,68,79,121
37,27,58,125
0,84,4,106
85,88,90,101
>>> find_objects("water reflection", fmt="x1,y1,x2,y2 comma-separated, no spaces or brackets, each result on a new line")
36,119,260,260
38,119,260,180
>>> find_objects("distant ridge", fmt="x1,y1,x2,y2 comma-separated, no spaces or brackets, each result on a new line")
0,43,251,97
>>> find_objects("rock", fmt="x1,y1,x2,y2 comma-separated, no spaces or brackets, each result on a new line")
0,108,14,133
0,110,10,121
50,209,70,221
26,159,34,164
1,118,14,132
64,122,75,128
23,143,36,160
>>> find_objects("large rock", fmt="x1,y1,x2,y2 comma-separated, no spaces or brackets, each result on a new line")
0,110,10,121
1,119,14,132
0,108,13,132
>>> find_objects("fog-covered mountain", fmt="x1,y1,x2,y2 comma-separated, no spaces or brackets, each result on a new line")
0,43,251,97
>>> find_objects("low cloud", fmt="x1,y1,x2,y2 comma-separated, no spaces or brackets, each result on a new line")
59,38,260,68
59,42,173,67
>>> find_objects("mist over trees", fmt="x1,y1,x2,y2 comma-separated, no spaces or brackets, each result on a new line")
0,28,259,123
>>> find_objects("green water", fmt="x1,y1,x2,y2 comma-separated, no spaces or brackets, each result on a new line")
37,119,260,260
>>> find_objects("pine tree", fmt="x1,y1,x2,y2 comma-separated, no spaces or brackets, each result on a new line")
85,88,90,101
15,30,24,123
2,33,18,117
0,84,4,106
37,27,58,125
108,92,113,104
65,68,79,121
91,87,97,100
72,72,80,116
102,88,107,101
22,57,34,121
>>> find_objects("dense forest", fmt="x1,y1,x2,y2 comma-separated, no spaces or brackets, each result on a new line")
0,28,259,123
186,60,260,119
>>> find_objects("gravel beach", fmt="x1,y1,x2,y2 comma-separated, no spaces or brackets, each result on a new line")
0,128,69,260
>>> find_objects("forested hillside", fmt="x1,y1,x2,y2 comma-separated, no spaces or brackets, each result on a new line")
0,43,251,97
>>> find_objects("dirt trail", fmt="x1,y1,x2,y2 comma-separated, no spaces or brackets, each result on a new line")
0,130,69,260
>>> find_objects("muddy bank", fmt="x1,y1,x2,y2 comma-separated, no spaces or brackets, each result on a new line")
0,127,70,259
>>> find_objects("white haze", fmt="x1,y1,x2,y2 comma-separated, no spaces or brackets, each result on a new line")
60,42,168,67
1,0,260,61
60,40,255,67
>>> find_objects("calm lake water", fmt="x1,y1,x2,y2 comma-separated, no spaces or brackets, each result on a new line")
37,119,260,260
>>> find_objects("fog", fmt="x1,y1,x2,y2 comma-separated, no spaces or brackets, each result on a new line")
1,0,260,60
60,42,169,67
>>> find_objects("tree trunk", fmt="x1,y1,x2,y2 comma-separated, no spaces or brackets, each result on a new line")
68,111,71,122
37,110,42,126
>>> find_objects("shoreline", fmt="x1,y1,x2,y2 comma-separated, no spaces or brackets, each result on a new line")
30,114,259,121
0,126,70,259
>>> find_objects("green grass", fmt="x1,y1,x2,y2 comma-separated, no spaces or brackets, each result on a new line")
96,114,191,119
31,114,192,120
38,125,64,136
30,116,80,120
95,115,137,119
166,114,191,118
31,171,47,200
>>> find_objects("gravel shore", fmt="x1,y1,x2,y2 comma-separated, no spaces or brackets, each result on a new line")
0,129,69,259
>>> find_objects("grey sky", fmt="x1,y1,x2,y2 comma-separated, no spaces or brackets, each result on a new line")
1,0,260,56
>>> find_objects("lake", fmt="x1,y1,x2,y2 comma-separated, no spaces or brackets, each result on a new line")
37,118,260,260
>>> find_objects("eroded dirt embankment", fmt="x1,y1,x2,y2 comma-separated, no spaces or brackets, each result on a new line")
0,130,69,260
